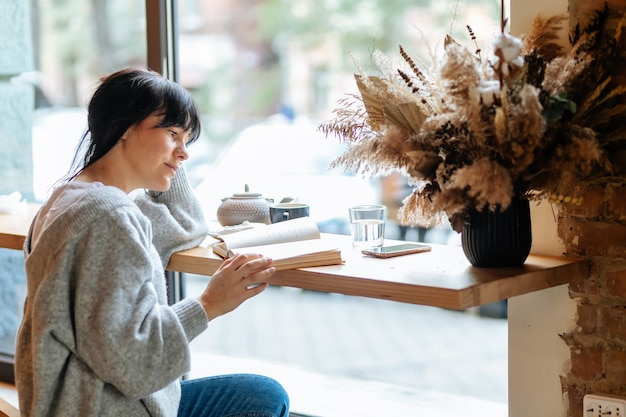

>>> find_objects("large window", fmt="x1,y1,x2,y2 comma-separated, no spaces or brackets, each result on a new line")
177,0,503,241
175,0,508,406
1,0,507,402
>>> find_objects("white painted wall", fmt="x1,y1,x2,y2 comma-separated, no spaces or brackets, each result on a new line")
508,2,578,416
509,285,577,417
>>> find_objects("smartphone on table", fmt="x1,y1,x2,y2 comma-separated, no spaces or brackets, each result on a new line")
361,243,432,258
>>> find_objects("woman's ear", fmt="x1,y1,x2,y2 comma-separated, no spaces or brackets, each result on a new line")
120,125,135,141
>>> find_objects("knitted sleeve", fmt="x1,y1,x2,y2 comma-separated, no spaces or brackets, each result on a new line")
133,166,209,267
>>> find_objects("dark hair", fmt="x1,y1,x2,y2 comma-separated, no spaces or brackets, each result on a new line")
66,67,201,181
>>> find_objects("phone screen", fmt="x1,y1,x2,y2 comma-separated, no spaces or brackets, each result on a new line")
372,244,430,254
362,243,431,258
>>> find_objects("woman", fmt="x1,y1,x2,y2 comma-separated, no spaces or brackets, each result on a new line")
15,68,289,417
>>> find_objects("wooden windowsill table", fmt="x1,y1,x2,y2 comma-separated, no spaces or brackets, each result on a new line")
0,204,40,252
1,203,588,310
168,233,587,310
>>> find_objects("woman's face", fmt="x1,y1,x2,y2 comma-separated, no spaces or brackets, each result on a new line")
122,112,190,192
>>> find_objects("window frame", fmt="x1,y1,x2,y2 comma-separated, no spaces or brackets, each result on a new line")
146,0,179,81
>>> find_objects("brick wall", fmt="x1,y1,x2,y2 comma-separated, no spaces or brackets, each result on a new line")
555,1,626,414
558,184,626,417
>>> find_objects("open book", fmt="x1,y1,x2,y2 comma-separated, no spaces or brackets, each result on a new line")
211,217,343,270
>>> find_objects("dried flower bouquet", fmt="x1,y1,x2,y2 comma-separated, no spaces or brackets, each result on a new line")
320,4,626,232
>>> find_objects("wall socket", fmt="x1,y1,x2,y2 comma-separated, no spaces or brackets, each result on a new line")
584,393,626,417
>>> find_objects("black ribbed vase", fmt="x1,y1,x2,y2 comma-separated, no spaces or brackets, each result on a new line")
461,198,532,268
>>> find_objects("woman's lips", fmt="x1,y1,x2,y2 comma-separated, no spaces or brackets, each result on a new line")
165,163,178,175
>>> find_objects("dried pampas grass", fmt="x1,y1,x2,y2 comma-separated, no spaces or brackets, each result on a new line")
320,5,626,231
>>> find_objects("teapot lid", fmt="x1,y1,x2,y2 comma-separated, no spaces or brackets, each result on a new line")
228,184,263,199
231,192,263,199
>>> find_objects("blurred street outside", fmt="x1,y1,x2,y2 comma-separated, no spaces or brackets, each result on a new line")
185,276,508,416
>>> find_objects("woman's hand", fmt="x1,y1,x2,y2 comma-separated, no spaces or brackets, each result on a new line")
196,253,276,321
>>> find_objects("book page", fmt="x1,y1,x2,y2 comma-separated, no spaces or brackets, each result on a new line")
219,217,321,249
231,238,339,260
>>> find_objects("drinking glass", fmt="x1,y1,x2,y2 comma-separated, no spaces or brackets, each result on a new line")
348,205,386,249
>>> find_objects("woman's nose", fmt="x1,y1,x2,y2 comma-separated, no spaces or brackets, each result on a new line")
178,144,189,161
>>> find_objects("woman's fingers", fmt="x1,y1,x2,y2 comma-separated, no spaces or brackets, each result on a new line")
197,253,276,320
234,253,276,283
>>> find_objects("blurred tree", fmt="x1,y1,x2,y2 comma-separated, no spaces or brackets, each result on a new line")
91,0,113,74
257,0,501,69
36,0,145,106
259,0,428,63
250,0,501,117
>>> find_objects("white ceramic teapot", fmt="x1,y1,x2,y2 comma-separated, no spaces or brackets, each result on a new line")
216,185,273,226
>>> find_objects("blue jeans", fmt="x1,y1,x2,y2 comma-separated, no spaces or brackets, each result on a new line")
177,374,290,417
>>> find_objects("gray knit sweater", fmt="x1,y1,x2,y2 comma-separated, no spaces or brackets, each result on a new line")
15,168,210,417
